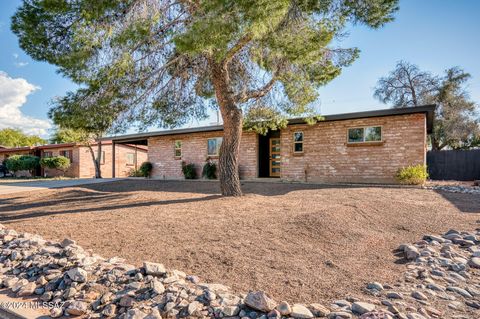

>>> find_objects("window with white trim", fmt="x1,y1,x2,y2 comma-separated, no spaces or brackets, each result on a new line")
348,126,382,143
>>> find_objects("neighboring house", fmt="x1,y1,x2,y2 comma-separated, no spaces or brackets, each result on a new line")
0,141,147,178
110,105,434,184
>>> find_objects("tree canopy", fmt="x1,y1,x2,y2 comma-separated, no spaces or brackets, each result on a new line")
12,0,399,195
374,61,480,150
0,128,46,148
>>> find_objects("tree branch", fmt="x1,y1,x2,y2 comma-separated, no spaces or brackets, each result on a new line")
235,76,277,103
223,33,252,64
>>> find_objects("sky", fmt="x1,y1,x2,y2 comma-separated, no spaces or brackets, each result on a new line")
0,0,479,138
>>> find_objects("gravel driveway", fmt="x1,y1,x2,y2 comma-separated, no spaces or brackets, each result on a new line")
0,180,478,304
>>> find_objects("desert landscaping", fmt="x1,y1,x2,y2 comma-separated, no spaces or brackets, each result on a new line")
0,180,479,318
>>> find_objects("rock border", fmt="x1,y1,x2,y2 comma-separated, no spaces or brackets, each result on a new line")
0,224,479,318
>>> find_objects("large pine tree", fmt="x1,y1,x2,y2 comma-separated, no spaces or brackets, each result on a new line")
12,0,398,195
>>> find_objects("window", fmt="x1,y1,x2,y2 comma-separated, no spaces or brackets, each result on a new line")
293,132,304,153
348,126,382,143
43,151,52,158
126,153,135,165
174,140,182,158
59,150,72,161
207,137,223,156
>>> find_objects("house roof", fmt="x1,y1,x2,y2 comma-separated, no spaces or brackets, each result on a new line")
109,105,435,144
0,140,148,154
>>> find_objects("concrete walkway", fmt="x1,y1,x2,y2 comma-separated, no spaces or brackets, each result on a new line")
0,178,122,196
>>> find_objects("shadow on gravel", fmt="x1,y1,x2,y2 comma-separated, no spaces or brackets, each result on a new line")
433,190,480,214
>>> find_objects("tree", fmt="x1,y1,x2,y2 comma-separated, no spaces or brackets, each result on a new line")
374,61,438,107
0,128,46,147
48,92,117,179
12,0,399,196
374,62,480,150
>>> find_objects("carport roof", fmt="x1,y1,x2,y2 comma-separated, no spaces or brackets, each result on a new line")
109,104,435,144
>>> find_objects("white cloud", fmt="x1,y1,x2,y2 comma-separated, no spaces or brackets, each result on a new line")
0,71,51,136
13,53,29,68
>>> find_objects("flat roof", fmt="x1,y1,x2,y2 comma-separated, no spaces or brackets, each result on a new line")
108,104,435,143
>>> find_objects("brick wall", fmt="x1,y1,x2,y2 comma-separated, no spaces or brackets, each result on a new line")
77,144,148,178
41,147,78,178
281,113,427,183
147,113,426,183
148,131,257,179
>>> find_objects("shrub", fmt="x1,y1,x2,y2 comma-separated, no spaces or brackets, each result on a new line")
181,161,196,179
396,164,429,185
202,159,217,179
40,156,71,175
5,155,40,176
139,161,153,177
128,169,143,177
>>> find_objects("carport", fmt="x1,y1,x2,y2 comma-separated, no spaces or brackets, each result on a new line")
109,134,148,178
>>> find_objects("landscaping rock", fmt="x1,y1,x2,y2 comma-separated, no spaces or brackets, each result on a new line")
276,301,292,315
290,304,314,318
66,267,87,282
143,261,166,276
352,301,376,315
245,291,277,312
66,300,89,315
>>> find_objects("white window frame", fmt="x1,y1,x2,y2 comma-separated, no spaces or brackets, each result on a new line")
207,137,223,157
347,126,383,144
293,131,304,153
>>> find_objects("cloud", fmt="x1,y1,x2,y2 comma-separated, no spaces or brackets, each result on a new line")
13,53,29,68
0,71,51,136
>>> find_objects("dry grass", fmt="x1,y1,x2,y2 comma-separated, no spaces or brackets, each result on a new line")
0,180,479,304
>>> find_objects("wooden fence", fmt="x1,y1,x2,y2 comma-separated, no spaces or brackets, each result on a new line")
427,150,480,181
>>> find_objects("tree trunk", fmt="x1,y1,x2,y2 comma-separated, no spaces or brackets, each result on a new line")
87,143,102,179
211,62,243,196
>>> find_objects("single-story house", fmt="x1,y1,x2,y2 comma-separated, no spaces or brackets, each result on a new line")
110,105,434,184
0,141,147,178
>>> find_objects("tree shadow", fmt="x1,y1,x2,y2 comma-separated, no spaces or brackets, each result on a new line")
433,190,480,214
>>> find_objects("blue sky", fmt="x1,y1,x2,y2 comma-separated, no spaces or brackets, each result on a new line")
0,0,479,137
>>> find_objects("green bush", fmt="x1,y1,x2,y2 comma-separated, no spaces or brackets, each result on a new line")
396,164,429,185
40,156,71,174
181,161,197,179
202,159,217,179
128,169,143,177
139,161,153,177
5,155,40,176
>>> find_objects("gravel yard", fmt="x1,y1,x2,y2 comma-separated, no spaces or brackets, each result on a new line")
0,180,478,304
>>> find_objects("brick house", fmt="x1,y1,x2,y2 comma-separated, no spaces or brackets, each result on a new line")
0,141,147,178
111,105,434,184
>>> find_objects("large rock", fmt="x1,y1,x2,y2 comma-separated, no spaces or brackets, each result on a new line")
309,303,330,317
245,291,277,312
66,300,89,316
126,308,148,319
468,257,480,268
276,301,292,315
290,304,314,319
17,282,36,297
67,267,88,282
143,262,166,276
352,302,376,315
403,245,419,260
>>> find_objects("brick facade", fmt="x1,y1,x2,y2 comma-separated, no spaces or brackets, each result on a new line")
148,131,257,179
148,113,427,183
0,143,147,178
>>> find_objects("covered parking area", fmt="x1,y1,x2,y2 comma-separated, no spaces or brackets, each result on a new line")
109,134,148,178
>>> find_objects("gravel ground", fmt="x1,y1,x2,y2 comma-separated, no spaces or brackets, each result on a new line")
0,180,478,304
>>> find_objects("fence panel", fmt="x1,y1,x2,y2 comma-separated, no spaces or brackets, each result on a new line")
427,150,480,181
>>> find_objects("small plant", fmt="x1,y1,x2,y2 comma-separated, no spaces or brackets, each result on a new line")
40,156,71,176
181,161,196,179
5,155,40,177
139,161,153,177
202,158,217,179
396,164,429,185
128,169,143,177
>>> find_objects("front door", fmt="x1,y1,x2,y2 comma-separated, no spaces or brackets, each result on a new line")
269,138,281,177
